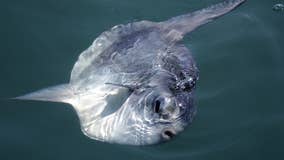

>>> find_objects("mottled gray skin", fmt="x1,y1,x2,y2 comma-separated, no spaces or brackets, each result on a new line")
69,24,199,145
16,0,246,145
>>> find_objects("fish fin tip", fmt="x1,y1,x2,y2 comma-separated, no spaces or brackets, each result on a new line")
14,84,74,104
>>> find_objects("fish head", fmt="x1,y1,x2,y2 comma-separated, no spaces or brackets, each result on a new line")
114,70,198,145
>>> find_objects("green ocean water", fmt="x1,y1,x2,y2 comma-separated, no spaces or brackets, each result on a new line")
0,0,283,159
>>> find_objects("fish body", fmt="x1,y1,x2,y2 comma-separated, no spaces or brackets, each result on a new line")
16,0,246,145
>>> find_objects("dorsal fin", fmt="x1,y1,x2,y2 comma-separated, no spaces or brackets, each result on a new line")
13,84,74,103
160,0,246,36
70,0,246,83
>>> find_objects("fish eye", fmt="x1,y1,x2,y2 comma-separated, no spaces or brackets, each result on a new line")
153,97,172,120
152,96,176,120
154,100,161,113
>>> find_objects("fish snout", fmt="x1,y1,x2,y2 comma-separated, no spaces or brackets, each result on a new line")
161,128,176,140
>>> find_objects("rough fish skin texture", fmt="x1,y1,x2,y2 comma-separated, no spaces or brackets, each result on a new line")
16,0,246,145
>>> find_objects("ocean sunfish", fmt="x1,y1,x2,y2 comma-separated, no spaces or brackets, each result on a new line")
16,0,246,145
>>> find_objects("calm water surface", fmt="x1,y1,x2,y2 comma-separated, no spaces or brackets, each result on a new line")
0,0,283,159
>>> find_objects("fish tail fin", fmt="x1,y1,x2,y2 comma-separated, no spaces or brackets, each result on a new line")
13,84,74,104
161,0,246,36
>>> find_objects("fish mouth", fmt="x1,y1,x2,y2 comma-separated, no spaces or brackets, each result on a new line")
161,128,176,140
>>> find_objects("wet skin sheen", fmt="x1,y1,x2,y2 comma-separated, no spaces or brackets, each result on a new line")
16,0,246,145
